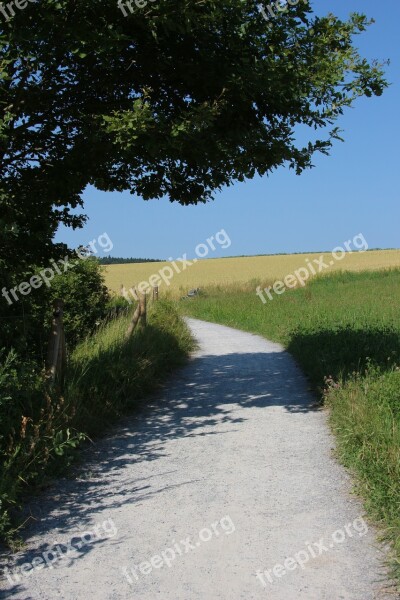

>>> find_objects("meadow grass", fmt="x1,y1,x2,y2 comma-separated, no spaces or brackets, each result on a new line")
180,269,400,585
103,250,400,297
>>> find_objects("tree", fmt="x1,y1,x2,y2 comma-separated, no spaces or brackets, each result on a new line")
0,0,388,268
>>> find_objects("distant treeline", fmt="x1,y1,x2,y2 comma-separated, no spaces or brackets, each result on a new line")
98,257,163,265
98,249,394,266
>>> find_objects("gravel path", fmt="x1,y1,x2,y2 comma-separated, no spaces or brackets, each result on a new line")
0,318,394,600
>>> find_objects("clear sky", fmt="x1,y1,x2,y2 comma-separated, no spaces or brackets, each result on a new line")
55,0,400,260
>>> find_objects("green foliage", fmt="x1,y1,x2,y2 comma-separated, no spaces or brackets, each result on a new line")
0,257,111,360
0,257,115,544
105,294,132,320
0,349,42,440
47,258,111,347
181,269,400,587
0,348,77,543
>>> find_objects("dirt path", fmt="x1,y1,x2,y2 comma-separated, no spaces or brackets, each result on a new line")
0,318,394,599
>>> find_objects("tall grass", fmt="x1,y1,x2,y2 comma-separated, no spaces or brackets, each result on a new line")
326,365,400,580
0,300,194,544
181,269,400,586
67,299,195,436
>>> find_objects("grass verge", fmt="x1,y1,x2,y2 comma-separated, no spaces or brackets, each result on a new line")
181,269,400,586
68,299,194,437
0,300,194,544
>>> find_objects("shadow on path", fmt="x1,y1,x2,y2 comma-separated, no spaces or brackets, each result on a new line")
1,346,319,588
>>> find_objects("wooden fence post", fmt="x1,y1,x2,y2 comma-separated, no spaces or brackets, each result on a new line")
125,293,148,339
152,285,159,302
125,302,141,339
46,299,66,387
139,293,147,327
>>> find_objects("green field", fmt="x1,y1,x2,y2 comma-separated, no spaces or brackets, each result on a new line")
181,269,400,586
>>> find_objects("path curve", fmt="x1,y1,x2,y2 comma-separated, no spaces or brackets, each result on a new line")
0,318,393,600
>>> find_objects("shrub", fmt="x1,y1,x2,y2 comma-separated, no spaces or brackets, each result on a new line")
48,258,111,347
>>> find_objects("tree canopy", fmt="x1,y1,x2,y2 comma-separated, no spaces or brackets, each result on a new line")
0,0,388,268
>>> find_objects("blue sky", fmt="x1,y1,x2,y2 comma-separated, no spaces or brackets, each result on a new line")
56,0,400,260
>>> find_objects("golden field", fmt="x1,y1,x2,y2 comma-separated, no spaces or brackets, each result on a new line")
103,250,400,297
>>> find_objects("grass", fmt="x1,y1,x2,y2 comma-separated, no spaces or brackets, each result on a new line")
180,269,400,586
67,299,195,436
326,365,400,581
103,249,400,297
0,300,194,544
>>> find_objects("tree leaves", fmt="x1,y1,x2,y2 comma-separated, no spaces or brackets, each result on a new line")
0,0,388,268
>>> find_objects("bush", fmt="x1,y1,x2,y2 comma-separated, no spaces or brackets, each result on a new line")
47,258,111,347
0,348,76,543
0,257,111,358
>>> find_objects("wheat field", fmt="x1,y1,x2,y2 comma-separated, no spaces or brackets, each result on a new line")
103,250,400,297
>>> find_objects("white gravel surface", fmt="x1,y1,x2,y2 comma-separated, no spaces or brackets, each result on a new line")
0,318,395,600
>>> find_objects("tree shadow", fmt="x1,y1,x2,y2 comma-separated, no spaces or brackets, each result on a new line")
0,344,319,592
287,327,400,390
